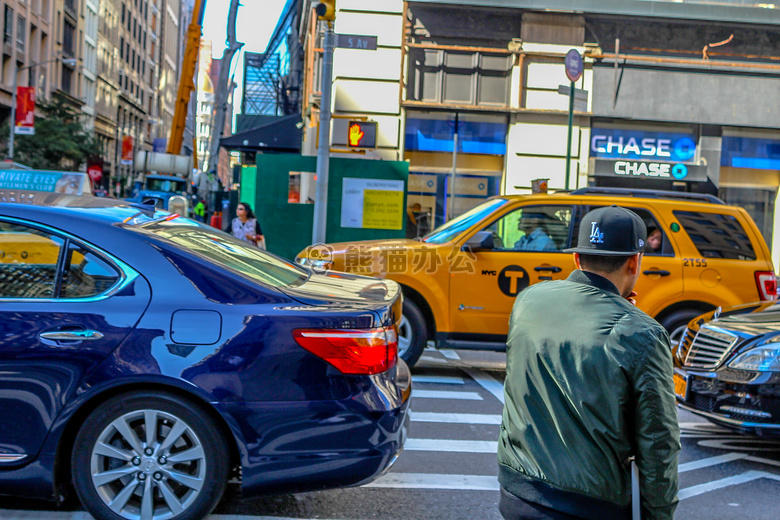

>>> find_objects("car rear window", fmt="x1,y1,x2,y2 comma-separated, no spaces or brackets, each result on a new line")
133,220,309,288
673,210,756,260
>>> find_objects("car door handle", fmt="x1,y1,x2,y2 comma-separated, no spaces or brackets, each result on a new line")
643,270,671,277
534,266,562,273
39,330,104,341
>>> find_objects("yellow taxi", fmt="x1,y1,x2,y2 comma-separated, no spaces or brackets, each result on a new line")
296,187,777,366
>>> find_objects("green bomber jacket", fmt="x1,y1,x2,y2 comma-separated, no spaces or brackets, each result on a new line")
498,269,680,520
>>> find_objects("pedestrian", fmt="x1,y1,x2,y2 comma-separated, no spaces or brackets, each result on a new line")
498,205,680,520
231,202,265,249
193,198,206,222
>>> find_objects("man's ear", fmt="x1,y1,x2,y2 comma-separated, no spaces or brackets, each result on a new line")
573,253,582,269
626,253,642,275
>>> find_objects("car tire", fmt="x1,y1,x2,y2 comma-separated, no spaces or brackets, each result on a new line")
72,392,229,520
398,299,427,367
659,309,702,344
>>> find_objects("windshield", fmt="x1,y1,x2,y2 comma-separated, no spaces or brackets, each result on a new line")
131,219,308,288
146,178,187,193
423,198,509,244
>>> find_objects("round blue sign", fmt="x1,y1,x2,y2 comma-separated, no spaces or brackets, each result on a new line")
673,137,696,162
565,49,583,83
672,164,689,180
427,180,434,188
478,183,486,190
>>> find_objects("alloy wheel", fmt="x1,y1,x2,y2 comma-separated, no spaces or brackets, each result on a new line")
89,409,207,520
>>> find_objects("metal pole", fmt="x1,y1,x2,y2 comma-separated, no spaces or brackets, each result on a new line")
449,114,459,221
312,23,335,244
565,80,575,190
8,61,18,161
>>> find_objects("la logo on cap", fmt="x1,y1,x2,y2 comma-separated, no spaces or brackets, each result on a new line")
589,222,604,244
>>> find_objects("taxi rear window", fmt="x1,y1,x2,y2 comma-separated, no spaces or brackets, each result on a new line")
673,210,756,260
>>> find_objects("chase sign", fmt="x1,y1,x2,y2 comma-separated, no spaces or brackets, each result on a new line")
589,128,706,182
590,128,696,162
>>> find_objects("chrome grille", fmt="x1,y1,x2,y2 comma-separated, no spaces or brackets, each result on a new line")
684,326,739,369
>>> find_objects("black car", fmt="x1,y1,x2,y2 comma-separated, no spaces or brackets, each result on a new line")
674,302,780,436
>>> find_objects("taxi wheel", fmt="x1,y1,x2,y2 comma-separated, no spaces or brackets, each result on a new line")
660,309,702,344
398,299,427,367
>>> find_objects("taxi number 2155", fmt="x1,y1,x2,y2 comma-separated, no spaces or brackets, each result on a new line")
683,258,708,267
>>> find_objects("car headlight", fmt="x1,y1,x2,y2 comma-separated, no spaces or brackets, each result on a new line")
728,346,780,372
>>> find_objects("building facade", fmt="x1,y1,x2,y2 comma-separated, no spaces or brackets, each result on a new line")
0,0,56,132
287,0,780,268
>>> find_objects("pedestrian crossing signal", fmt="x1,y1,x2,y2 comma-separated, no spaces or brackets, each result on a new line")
316,0,336,20
348,121,377,148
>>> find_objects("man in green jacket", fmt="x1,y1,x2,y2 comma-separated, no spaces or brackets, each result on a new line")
498,205,680,520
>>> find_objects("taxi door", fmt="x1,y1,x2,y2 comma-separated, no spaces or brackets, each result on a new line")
448,204,578,337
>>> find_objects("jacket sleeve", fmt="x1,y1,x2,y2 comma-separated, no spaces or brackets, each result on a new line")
630,324,681,520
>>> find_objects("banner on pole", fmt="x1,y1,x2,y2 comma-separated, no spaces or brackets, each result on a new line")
14,86,36,135
121,136,134,165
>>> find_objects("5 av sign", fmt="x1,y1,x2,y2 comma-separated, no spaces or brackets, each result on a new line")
336,34,378,50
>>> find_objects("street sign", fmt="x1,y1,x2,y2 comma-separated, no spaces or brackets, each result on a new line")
564,49,583,82
557,85,588,101
347,121,377,148
336,34,378,50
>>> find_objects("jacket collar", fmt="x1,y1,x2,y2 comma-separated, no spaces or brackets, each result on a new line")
567,269,621,296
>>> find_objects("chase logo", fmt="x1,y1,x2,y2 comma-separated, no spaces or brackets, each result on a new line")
672,164,688,180
589,222,605,244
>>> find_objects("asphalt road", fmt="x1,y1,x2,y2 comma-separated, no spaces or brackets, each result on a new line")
0,347,778,520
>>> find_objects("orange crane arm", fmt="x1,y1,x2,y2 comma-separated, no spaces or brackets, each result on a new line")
167,0,205,155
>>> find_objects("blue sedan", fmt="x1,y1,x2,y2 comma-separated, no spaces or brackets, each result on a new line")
0,190,411,520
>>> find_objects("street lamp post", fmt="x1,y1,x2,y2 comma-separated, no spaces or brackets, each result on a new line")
8,55,77,161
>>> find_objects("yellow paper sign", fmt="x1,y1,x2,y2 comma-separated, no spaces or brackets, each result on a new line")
363,189,404,230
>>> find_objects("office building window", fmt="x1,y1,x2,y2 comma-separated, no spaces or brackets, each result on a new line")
16,15,24,52
408,49,512,107
62,20,75,56
4,6,13,44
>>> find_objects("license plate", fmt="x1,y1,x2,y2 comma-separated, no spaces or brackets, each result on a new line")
673,371,689,401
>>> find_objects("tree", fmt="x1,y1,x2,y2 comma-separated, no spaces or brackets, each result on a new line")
3,93,101,170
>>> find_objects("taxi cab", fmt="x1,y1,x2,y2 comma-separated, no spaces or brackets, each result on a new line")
297,187,777,366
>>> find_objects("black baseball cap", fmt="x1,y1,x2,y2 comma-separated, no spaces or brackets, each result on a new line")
564,205,647,256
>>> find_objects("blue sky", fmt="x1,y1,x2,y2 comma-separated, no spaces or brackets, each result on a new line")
201,0,288,121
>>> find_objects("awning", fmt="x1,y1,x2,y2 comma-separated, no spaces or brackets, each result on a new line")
220,114,302,153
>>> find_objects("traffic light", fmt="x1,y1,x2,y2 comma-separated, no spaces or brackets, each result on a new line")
316,0,336,21
347,121,377,148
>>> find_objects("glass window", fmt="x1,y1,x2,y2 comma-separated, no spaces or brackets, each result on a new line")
0,221,63,298
130,221,309,288
673,210,756,260
61,242,120,298
719,186,775,251
482,205,573,252
423,198,509,245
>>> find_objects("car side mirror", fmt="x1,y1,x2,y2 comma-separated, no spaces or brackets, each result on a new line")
463,231,495,252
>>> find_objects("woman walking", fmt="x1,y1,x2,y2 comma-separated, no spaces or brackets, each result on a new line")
231,202,265,249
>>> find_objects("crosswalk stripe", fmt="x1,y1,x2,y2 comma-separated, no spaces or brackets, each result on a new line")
678,470,772,500
678,452,748,472
406,438,498,453
418,356,449,364
463,367,505,404
364,472,498,491
412,375,465,385
413,389,483,400
411,411,502,424
439,350,462,360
